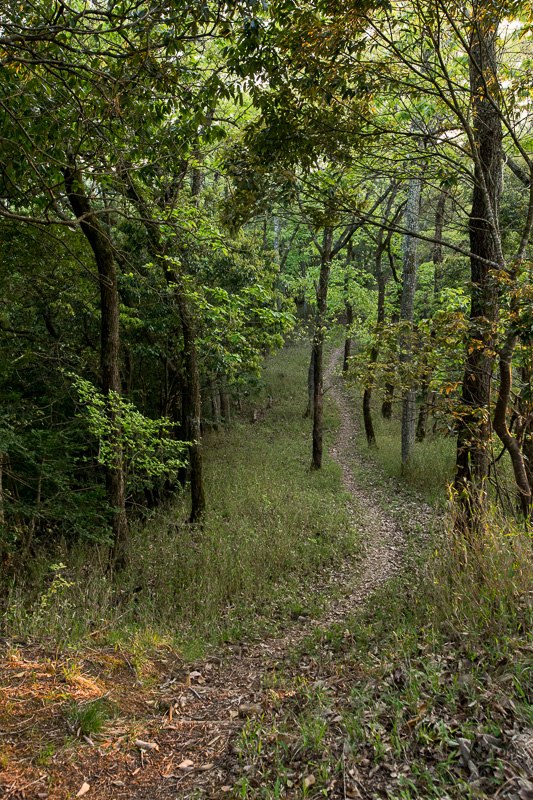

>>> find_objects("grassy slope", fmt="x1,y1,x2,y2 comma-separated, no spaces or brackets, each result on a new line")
226,362,533,800
3,342,357,654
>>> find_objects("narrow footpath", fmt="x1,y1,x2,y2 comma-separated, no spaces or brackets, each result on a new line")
0,346,435,800
123,346,433,799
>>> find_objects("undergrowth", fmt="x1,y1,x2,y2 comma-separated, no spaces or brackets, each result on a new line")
229,505,533,799
351,390,456,505
2,342,357,655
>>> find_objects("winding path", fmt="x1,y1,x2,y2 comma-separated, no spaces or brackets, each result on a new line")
135,345,433,799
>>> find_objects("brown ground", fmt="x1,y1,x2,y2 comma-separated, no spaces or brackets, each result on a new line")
0,347,433,800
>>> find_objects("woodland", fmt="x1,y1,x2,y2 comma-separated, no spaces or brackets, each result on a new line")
1,1,533,799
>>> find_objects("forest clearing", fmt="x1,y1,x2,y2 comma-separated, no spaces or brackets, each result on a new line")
2,1,533,798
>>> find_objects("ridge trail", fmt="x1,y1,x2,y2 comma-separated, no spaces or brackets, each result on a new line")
139,344,433,799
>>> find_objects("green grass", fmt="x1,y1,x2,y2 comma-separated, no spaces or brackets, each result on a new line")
351,391,456,505
346,383,521,511
226,507,533,799
65,697,114,738
2,342,358,655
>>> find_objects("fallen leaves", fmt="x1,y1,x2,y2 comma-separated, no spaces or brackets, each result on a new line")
238,703,263,718
134,739,159,751
76,782,90,797
303,773,316,790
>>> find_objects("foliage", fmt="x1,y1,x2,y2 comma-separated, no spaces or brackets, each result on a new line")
71,376,188,491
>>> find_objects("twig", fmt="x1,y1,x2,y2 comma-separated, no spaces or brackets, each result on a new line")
342,750,347,800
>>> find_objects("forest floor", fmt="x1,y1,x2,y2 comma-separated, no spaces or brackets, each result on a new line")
2,346,533,800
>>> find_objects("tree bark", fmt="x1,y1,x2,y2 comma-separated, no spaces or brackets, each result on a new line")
363,228,388,446
311,226,334,470
493,333,531,516
455,2,503,522
220,379,232,425
519,365,533,492
176,290,205,523
64,162,129,569
305,347,315,418
210,378,221,431
343,242,354,372
400,176,422,465
125,169,206,523
432,190,447,295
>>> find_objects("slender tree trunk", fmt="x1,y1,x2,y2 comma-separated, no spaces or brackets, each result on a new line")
220,379,232,425
381,388,394,419
343,242,354,372
400,177,422,465
519,365,533,492
362,388,376,446
263,213,268,250
124,168,206,522
432,190,447,295
493,333,531,515
273,215,281,262
64,163,129,568
455,3,503,523
311,227,334,470
177,292,206,523
363,236,388,445
305,348,315,418
416,384,431,442
382,311,397,419
210,379,221,430
343,299,353,373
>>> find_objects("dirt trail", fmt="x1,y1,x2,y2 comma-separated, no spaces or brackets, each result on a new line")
125,345,432,799
1,347,433,800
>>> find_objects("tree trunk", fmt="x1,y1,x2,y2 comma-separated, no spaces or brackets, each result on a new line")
382,387,394,419
493,333,531,516
64,163,129,569
177,293,206,523
210,379,221,431
400,176,422,466
343,300,353,373
305,348,315,418
311,226,334,470
519,365,533,492
416,384,431,442
124,167,206,522
343,242,354,372
432,190,447,295
363,388,376,446
219,377,232,426
455,3,503,523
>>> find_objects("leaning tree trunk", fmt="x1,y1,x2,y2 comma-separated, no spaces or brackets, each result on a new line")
519,365,533,493
64,163,129,569
400,176,422,466
311,226,334,470
454,2,503,525
493,332,531,516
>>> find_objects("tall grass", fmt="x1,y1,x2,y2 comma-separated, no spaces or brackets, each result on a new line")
426,503,533,643
2,343,357,654
352,394,456,505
